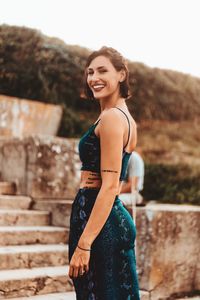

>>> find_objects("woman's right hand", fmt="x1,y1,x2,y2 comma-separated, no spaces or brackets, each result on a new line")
69,246,90,278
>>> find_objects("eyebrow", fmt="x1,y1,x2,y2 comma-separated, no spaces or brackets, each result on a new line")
87,66,107,71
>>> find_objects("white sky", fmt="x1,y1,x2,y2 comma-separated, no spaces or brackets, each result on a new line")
1,0,200,78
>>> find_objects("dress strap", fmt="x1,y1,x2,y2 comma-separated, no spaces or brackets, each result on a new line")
94,119,101,126
114,107,130,150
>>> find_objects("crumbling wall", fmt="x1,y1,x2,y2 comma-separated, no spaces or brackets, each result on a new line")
0,135,81,198
136,204,200,299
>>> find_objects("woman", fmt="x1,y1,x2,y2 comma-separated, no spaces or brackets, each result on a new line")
68,46,140,300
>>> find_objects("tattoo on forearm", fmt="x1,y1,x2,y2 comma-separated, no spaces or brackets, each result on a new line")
101,169,118,173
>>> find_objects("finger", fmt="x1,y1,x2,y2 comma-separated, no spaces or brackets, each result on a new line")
84,263,89,273
79,266,85,276
73,265,79,278
69,265,74,279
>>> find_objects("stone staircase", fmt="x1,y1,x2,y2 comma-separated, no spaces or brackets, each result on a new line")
0,182,152,300
0,182,74,299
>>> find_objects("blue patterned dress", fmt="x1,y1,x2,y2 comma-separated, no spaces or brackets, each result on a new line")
69,108,140,300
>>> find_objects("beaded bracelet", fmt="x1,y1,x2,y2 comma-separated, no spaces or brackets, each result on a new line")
77,244,91,252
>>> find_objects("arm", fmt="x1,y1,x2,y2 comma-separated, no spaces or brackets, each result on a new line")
78,109,124,247
69,109,130,278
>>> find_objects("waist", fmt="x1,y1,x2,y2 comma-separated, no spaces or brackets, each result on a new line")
80,170,102,189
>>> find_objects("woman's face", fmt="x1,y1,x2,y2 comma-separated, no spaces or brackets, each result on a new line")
87,55,124,100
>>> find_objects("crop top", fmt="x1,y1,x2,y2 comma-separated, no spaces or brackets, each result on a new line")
78,107,132,181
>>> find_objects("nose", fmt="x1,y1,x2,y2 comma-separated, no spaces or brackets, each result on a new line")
88,71,100,83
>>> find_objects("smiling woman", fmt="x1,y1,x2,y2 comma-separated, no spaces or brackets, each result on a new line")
84,47,130,101
68,46,140,300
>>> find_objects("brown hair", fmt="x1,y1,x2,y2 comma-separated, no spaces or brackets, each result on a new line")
84,46,131,99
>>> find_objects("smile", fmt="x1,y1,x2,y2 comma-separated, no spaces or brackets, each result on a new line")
92,84,105,91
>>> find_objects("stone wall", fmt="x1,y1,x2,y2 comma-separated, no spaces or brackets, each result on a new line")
136,203,200,299
0,95,63,137
0,135,81,198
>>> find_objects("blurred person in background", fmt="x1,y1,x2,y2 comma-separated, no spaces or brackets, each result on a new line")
120,147,145,208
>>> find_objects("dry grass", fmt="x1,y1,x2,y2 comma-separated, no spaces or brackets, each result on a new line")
137,119,200,174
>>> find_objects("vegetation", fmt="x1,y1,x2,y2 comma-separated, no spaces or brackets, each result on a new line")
0,24,199,205
143,163,200,205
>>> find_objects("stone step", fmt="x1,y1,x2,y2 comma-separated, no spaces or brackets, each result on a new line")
7,292,76,300
0,226,69,246
0,244,69,270
0,195,32,210
32,199,73,227
0,265,73,299
0,181,17,195
177,298,200,300
0,209,50,226
10,290,151,299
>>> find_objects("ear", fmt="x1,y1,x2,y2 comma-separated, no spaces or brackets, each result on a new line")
119,69,126,83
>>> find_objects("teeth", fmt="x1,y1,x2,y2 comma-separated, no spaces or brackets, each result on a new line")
93,85,105,88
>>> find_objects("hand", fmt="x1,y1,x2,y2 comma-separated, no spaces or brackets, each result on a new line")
69,246,90,278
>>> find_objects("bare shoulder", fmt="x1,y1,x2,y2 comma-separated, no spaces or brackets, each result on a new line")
99,108,124,131
101,108,125,122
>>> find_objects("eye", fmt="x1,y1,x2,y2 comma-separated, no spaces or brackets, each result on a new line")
99,69,107,73
87,69,94,75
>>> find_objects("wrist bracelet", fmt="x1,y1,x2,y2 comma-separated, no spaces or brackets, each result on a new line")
77,244,91,252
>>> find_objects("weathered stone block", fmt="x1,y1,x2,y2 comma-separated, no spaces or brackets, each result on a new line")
0,244,68,270
0,136,81,198
0,138,27,194
136,204,200,299
0,95,63,137
32,199,73,227
10,292,76,300
10,291,151,300
0,209,50,226
25,135,81,198
0,226,69,246
0,182,17,195
0,266,73,298
0,195,32,209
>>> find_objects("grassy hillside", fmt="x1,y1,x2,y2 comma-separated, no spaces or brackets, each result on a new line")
138,120,200,170
0,24,199,204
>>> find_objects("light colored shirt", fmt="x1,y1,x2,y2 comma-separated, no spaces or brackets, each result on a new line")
125,151,144,191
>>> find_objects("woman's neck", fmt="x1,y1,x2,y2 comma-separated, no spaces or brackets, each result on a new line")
99,96,127,112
